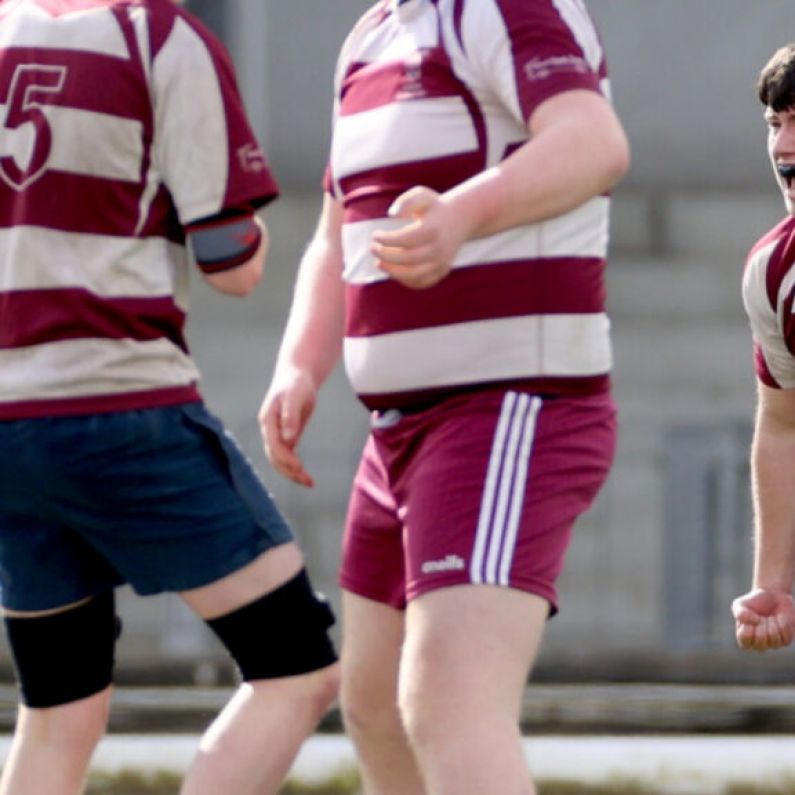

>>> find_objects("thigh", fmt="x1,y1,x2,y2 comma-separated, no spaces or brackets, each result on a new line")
401,584,548,718
340,590,406,708
179,542,303,619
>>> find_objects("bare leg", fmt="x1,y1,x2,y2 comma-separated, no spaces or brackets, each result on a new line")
399,586,548,795
339,592,426,795
179,542,339,795
0,687,111,795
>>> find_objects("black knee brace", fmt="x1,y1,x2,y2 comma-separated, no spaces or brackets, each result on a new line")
4,591,120,708
206,569,338,680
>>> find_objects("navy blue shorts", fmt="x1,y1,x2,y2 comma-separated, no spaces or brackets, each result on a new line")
0,402,293,611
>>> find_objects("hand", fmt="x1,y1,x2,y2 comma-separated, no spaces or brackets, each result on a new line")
731,588,795,652
370,186,468,290
258,369,317,488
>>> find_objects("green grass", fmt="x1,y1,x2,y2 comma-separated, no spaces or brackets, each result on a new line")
80,771,795,795
83,769,362,795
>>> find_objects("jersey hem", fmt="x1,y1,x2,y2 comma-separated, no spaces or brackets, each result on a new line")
0,385,202,420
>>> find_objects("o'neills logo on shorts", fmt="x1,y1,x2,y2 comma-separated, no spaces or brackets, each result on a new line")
421,554,465,574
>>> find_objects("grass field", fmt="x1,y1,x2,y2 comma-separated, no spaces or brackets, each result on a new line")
83,769,795,795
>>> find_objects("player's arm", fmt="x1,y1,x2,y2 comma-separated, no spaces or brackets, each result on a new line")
259,194,346,486
446,88,629,236
750,383,795,592
187,210,269,297
372,89,630,289
732,382,795,650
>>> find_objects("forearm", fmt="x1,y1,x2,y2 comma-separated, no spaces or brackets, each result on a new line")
273,218,344,391
441,90,629,241
751,416,795,592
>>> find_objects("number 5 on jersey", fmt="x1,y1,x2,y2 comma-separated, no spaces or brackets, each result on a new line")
0,63,66,190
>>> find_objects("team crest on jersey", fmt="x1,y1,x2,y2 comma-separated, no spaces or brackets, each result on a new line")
0,63,67,191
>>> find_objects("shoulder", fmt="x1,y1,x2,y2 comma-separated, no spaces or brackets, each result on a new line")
133,0,226,61
744,217,795,318
337,1,386,59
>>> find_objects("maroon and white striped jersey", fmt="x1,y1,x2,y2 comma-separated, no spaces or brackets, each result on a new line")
326,0,614,410
0,0,278,419
743,215,795,388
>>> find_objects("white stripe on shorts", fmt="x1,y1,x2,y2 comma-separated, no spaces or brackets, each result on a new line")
470,392,542,586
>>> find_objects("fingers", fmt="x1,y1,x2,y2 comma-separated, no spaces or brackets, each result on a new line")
387,185,436,219
258,398,314,488
731,589,795,653
376,258,448,289
371,222,432,253
735,612,795,652
370,187,453,289
731,597,762,625
371,231,450,289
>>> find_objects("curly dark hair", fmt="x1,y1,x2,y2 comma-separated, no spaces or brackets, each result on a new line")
758,43,795,111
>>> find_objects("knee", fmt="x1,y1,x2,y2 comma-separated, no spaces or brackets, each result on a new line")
340,669,402,742
396,679,432,749
396,659,451,752
305,661,340,722
18,687,111,753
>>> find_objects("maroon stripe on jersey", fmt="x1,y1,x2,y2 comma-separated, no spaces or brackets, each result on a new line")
782,282,795,359
345,257,605,336
0,171,183,241
0,48,148,122
340,151,485,221
148,1,180,59
753,342,780,388
0,387,201,421
0,288,187,350
340,47,474,115
357,374,610,411
452,0,466,49
761,217,795,311
492,0,602,121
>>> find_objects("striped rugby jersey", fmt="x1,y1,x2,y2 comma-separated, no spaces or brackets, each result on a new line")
326,0,615,411
0,0,278,419
743,215,795,388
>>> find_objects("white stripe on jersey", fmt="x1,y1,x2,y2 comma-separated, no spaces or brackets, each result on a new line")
344,313,612,394
151,16,229,226
0,105,143,183
743,237,795,388
342,196,609,284
0,226,187,301
470,391,542,586
333,96,479,181
0,4,128,57
0,336,199,403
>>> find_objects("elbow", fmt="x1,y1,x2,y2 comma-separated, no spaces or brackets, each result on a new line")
604,127,632,189
204,221,269,297
235,220,268,295
225,264,263,297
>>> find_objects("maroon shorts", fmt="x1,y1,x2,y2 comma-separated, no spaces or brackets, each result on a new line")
339,389,616,614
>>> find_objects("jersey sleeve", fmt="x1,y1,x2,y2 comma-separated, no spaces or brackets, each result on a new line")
150,12,278,227
743,233,795,389
460,0,605,126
